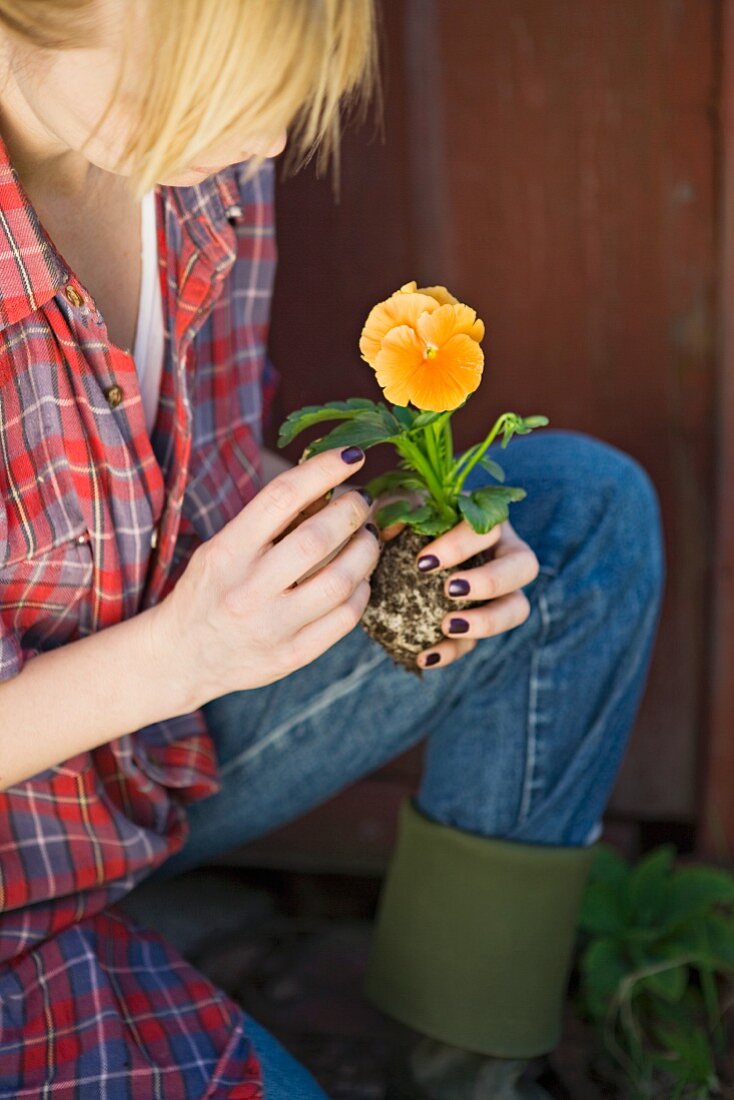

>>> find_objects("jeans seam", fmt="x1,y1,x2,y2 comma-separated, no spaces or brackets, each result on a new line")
518,568,558,825
217,647,388,777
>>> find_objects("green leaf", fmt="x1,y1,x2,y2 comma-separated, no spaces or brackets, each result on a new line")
304,409,402,456
457,494,492,534
458,485,527,534
499,413,550,447
478,456,506,482
580,882,626,937
391,405,416,429
589,845,631,892
406,504,455,535
277,398,381,447
652,1025,717,1086
698,913,734,970
639,964,688,1003
627,846,676,926
364,470,428,498
375,500,414,528
410,410,445,430
580,938,628,1019
663,866,734,931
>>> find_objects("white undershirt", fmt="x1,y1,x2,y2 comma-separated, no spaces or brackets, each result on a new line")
132,189,164,435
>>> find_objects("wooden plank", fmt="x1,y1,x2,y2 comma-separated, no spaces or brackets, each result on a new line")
702,0,734,860
264,0,718,851
434,0,717,819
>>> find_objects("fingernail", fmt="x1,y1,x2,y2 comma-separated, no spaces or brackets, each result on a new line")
448,578,470,597
341,446,365,464
423,652,441,666
365,522,380,540
417,554,440,572
358,487,373,505
448,617,469,634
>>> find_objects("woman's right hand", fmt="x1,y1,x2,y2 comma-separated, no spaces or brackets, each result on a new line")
155,446,380,712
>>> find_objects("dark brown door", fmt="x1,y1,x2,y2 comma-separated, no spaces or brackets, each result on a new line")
251,0,722,869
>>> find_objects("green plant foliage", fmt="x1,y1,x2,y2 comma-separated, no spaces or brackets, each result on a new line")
362,469,428,498
277,398,382,447
373,499,453,536
478,455,506,482
278,393,548,538
577,844,734,1098
457,485,527,534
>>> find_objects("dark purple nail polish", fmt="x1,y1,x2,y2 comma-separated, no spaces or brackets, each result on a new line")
341,446,365,464
365,522,379,539
448,578,470,597
448,617,469,634
417,554,440,572
358,487,373,505
424,652,441,666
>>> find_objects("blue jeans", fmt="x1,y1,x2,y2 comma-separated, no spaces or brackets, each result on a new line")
148,430,665,1097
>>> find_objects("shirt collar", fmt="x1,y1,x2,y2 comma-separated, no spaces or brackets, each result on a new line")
0,127,69,331
0,127,241,334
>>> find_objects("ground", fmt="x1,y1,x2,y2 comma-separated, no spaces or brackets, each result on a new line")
116,864,605,1099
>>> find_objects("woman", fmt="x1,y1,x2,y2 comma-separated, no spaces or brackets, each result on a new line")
0,1,664,1097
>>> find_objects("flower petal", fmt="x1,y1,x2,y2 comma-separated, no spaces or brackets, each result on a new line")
373,325,427,406
415,284,460,307
406,334,485,411
359,292,440,366
417,302,485,348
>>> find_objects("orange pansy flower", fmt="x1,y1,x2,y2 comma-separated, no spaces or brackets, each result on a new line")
359,282,485,412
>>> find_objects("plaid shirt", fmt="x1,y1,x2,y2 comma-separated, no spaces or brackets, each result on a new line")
0,130,279,1097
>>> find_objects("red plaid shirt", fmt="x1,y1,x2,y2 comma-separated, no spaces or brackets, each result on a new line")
0,130,279,1096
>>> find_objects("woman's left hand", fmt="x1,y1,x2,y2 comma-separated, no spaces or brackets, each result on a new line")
390,515,540,670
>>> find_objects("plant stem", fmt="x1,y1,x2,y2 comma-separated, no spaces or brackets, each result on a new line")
443,415,454,476
423,422,441,479
396,436,455,521
699,964,722,1045
451,413,510,492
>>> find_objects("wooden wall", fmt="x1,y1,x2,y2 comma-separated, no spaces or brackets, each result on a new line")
248,0,723,868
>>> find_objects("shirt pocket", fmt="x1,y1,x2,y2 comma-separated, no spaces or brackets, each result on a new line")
0,454,89,566
0,469,95,647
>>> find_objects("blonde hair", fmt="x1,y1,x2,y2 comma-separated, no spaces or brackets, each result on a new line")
0,0,380,197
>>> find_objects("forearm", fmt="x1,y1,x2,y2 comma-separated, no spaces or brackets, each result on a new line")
0,449,341,792
0,601,186,791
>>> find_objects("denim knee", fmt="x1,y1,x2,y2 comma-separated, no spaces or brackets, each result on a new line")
573,432,665,612
498,429,665,610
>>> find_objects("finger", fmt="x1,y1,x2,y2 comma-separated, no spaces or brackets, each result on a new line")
416,637,477,670
276,484,370,543
218,446,367,566
415,519,502,573
444,543,539,602
283,525,381,629
380,520,405,541
261,487,371,592
441,590,531,639
285,579,372,670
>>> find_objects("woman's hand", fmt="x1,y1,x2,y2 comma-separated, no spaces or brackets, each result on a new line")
155,446,381,711
405,517,539,670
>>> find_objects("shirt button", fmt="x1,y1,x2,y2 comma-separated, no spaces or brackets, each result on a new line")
150,526,159,550
65,284,84,307
76,532,88,545
104,384,123,409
